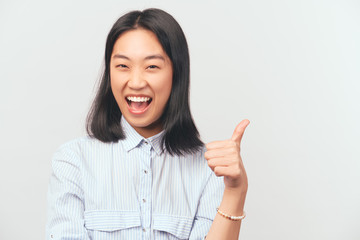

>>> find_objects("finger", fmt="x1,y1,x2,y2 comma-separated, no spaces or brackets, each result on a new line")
231,119,250,145
204,147,238,160
213,166,242,178
206,140,235,150
207,157,233,169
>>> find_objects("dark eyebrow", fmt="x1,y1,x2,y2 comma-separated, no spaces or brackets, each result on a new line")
112,54,165,61
144,54,165,61
112,54,130,60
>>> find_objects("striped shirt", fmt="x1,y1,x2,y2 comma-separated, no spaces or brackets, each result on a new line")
46,117,224,240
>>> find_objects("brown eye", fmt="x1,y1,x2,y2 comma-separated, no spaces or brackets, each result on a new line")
117,64,128,68
147,65,158,69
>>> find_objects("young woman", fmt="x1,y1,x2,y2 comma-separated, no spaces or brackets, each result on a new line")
47,8,249,240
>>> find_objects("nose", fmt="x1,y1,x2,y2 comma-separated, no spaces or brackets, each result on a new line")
127,69,147,90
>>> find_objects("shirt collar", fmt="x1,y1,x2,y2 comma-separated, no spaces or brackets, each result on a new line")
147,130,165,155
120,117,165,155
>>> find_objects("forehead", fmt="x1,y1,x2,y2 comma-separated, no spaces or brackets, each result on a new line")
112,28,166,57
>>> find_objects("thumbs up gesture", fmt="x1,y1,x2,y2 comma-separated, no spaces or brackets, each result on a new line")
205,119,250,192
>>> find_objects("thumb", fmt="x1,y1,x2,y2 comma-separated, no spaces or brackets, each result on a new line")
231,119,250,144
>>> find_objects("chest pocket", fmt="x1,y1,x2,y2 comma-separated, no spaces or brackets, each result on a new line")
153,214,193,239
84,210,141,232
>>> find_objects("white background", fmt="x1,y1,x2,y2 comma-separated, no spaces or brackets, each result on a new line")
0,0,359,239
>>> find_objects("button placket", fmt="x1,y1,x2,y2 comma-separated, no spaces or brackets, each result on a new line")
140,141,152,237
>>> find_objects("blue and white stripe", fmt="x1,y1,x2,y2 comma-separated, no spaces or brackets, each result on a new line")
46,117,224,240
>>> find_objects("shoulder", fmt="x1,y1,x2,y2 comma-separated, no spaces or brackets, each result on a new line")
56,135,114,152
172,145,213,178
178,145,207,162
52,136,113,163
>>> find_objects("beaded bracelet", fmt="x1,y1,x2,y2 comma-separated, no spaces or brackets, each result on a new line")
216,208,246,221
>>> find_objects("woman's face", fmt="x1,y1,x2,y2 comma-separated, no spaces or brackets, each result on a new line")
110,28,173,138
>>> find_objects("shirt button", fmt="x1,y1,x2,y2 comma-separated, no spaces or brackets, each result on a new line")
144,141,148,144
142,198,146,203
143,228,146,232
144,170,147,174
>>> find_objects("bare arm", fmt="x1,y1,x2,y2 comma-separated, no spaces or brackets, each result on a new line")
204,120,250,240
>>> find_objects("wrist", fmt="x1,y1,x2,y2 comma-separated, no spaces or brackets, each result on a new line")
224,182,248,195
220,188,247,216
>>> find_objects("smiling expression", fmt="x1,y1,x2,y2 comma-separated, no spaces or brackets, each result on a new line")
110,28,173,138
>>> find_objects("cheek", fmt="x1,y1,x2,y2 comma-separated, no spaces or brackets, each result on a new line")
110,72,125,92
110,78,125,106
110,71,116,91
110,78,117,97
155,76,172,103
162,69,173,93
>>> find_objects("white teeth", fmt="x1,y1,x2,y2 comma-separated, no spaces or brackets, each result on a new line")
126,96,151,102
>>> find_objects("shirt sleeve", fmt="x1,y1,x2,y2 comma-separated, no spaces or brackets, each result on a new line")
46,142,90,240
189,170,225,240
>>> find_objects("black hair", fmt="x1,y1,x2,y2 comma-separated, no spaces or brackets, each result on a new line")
86,8,203,155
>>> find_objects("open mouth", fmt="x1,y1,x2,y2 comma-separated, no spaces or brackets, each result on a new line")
126,96,152,113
